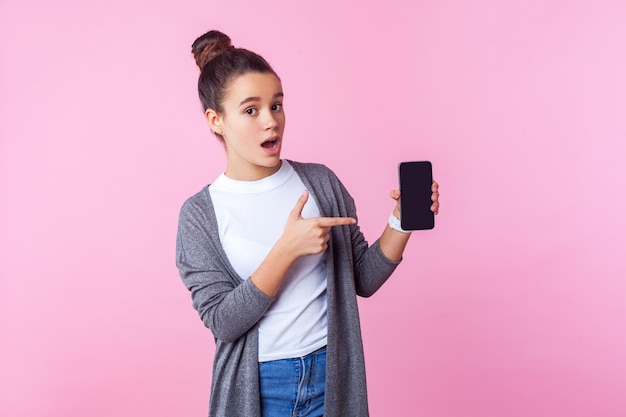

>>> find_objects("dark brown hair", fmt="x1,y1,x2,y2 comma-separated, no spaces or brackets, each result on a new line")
191,30,278,113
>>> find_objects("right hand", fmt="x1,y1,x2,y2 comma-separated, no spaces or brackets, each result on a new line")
281,190,356,257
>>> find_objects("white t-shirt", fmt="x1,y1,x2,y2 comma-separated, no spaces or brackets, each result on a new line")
209,161,328,361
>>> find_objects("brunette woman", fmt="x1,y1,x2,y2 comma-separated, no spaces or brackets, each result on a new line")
176,30,440,417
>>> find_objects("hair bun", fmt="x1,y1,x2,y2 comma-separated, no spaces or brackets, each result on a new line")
191,30,233,71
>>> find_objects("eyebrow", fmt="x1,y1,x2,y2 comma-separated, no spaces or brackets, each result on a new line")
239,92,284,107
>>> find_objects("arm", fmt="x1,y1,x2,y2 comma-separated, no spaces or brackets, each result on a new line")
349,181,440,296
251,190,355,297
176,191,354,342
176,199,273,343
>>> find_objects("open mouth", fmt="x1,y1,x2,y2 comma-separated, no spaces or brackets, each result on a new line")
261,137,279,149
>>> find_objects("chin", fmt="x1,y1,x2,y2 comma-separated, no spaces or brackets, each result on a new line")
264,157,282,167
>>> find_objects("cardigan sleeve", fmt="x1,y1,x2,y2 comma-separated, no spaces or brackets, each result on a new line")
176,195,275,343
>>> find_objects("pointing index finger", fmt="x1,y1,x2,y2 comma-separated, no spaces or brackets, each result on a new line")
317,217,356,227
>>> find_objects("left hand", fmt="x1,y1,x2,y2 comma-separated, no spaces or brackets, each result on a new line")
391,181,440,218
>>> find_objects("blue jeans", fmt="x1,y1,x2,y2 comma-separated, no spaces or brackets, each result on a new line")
258,346,326,417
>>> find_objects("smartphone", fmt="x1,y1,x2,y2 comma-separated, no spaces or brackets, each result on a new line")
398,161,435,230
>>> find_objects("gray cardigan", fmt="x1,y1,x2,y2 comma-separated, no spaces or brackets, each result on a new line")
176,161,400,417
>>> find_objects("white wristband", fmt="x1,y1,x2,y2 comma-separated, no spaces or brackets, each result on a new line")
388,212,411,233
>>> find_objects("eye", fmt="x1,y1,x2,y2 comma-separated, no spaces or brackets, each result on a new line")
245,107,257,115
271,103,283,112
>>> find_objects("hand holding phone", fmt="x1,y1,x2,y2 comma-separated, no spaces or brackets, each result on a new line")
398,161,435,230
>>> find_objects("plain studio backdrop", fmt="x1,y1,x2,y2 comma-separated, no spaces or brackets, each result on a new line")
1,0,625,416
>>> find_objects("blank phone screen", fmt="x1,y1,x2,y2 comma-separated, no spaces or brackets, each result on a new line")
398,161,434,230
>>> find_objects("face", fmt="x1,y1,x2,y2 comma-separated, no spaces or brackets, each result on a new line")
206,72,285,181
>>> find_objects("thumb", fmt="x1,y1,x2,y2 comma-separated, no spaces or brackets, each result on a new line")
289,190,309,220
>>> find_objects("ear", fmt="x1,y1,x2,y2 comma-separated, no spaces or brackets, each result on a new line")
205,108,224,135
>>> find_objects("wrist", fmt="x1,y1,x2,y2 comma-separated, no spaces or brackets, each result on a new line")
274,235,300,262
388,212,411,234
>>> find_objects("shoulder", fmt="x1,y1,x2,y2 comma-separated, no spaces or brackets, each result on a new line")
287,160,340,184
179,185,213,221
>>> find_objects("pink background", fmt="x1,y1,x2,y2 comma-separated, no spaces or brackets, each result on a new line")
2,0,625,416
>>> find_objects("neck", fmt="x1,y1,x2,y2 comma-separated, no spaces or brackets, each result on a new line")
224,160,283,181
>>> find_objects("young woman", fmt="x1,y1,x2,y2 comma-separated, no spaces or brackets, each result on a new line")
176,30,440,417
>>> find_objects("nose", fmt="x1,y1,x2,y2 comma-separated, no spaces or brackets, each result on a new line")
261,109,278,130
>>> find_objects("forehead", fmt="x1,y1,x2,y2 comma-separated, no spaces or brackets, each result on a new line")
224,72,283,105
